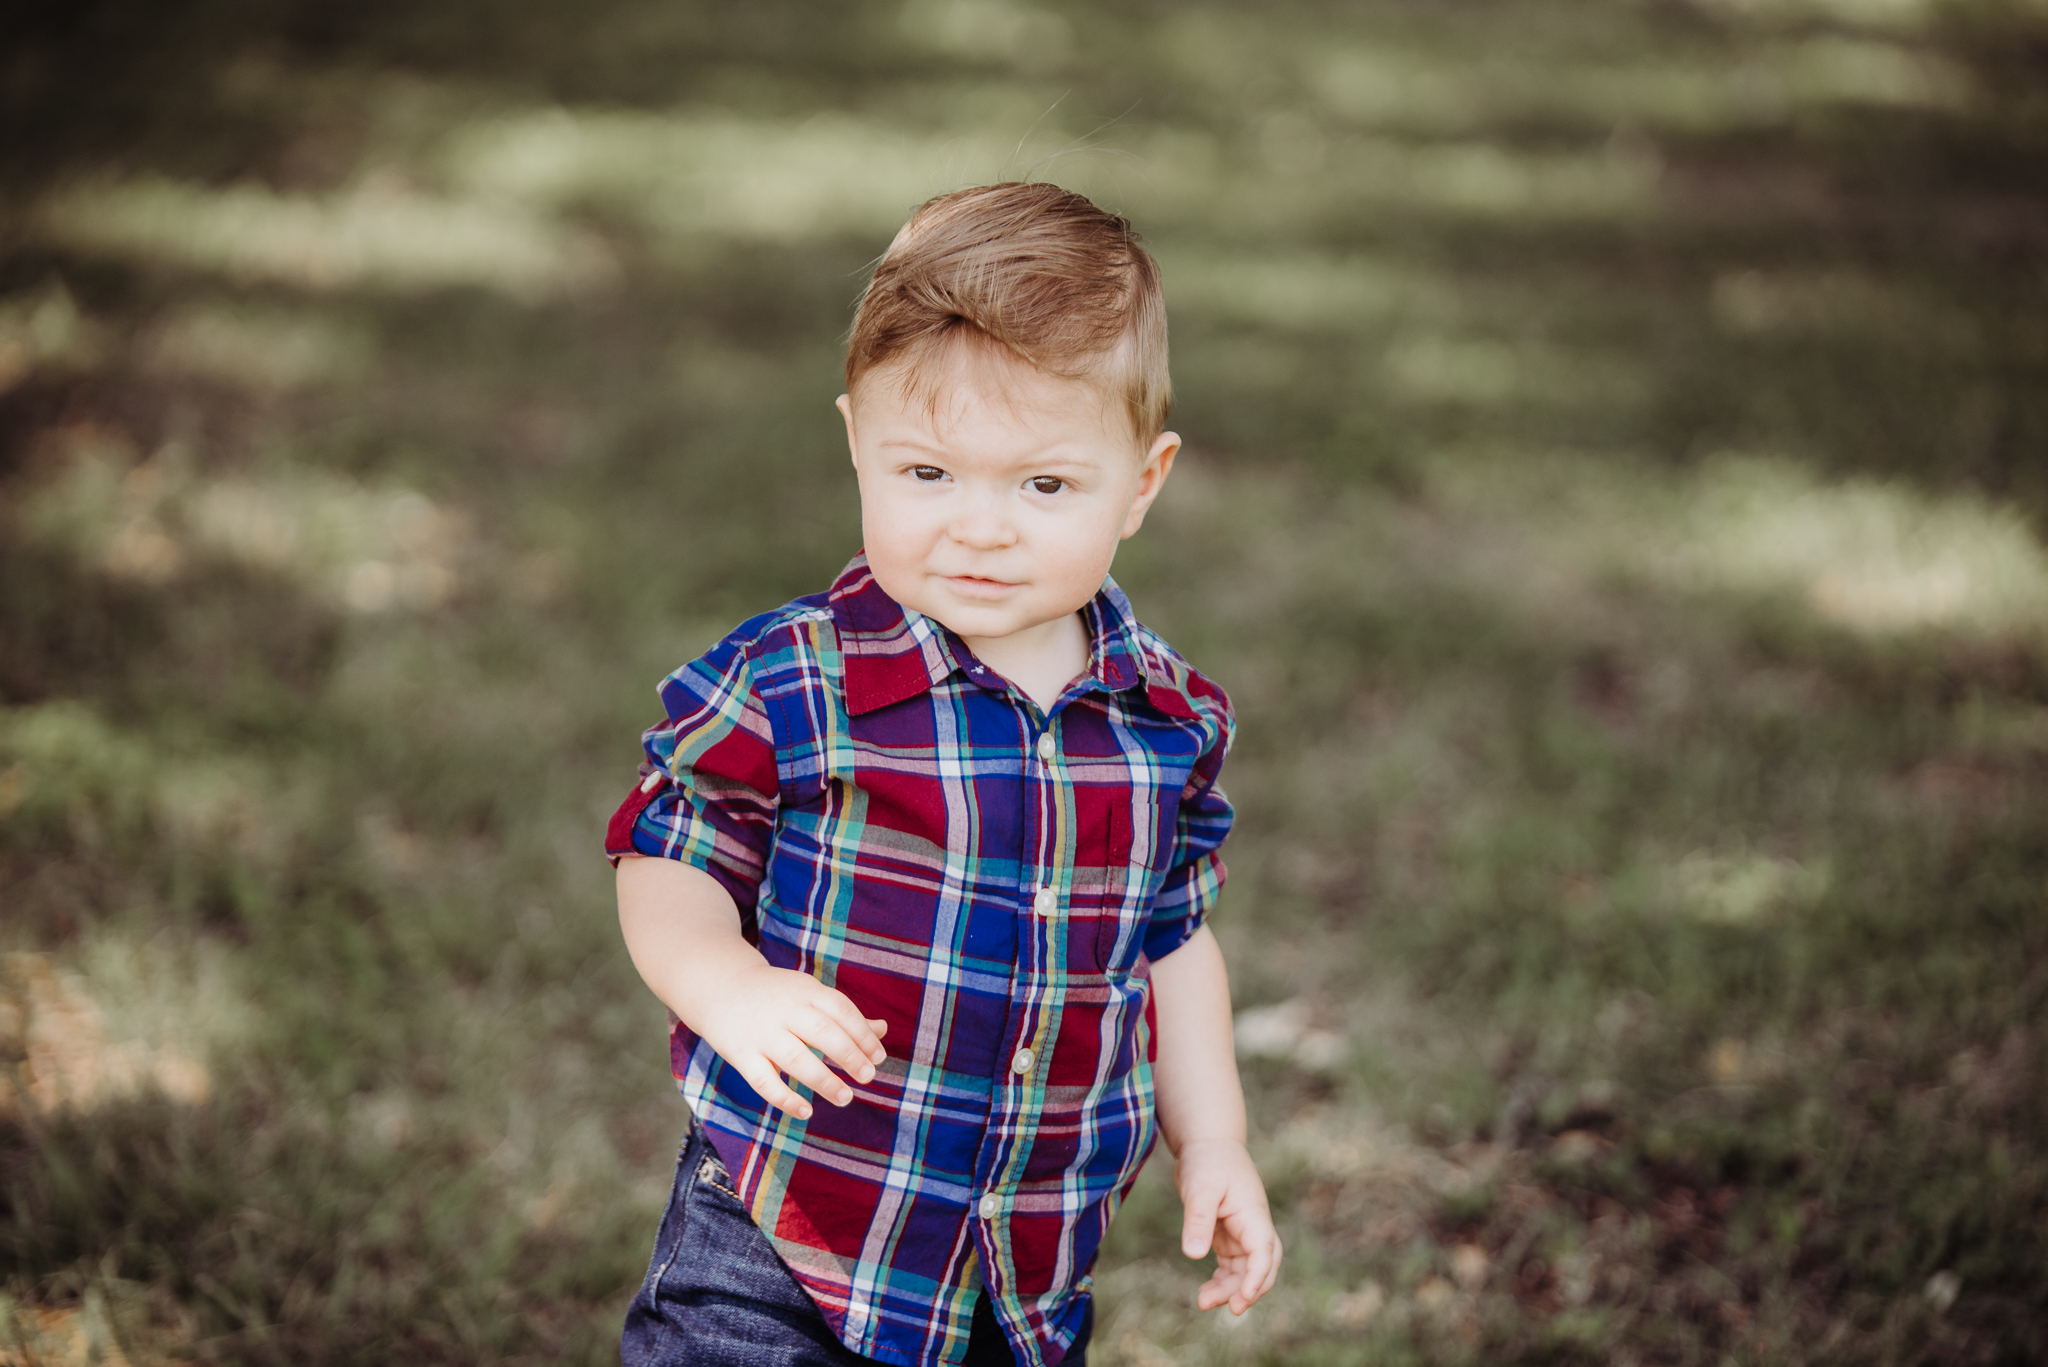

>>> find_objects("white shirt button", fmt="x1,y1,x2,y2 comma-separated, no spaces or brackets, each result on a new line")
978,1192,999,1219
1011,1047,1036,1075
1036,732,1056,763
1033,886,1057,916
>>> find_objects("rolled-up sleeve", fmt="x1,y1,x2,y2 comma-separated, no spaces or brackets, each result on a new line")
1141,708,1235,962
604,632,780,926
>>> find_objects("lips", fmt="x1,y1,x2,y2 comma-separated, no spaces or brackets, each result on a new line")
943,574,1019,600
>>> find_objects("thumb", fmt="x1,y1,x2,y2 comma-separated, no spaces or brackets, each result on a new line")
1181,1186,1220,1259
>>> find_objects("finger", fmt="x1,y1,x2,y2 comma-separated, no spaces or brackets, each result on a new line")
1255,1233,1283,1303
1234,1231,1278,1314
793,1012,876,1084
772,1039,855,1107
1181,1189,1220,1260
814,991,888,1065
1195,1265,1240,1312
1231,1253,1269,1314
737,1057,814,1121
814,993,883,1062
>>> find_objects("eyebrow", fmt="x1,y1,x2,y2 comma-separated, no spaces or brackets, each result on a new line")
877,438,1101,470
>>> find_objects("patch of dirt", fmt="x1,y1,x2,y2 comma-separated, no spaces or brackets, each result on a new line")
0,953,210,1116
0,1305,131,1367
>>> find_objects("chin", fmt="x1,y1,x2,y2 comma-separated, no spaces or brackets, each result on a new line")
934,606,1022,640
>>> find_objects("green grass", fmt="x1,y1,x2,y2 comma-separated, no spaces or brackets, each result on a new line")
2,0,2045,1362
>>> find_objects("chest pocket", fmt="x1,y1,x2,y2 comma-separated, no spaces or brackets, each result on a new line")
1085,794,1158,973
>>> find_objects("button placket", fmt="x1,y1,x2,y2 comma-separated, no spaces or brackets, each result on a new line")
1032,712,1062,913
985,699,1053,1247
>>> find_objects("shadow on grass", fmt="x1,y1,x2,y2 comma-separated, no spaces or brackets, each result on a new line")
1,1089,644,1363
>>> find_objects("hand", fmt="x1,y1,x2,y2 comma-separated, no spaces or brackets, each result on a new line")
688,960,889,1121
1174,1138,1282,1315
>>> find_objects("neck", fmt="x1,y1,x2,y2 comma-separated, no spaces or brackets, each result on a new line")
960,612,1090,714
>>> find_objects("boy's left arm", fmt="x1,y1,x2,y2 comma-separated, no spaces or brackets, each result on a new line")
1149,923,1282,1315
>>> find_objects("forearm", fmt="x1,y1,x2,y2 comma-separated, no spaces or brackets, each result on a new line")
616,854,763,1027
618,854,888,1119
1151,923,1279,1312
1149,924,1247,1154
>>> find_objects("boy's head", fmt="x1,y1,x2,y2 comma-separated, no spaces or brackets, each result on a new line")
836,183,1181,656
845,181,1170,443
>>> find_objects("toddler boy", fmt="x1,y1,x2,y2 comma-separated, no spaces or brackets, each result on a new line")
608,182,1278,1367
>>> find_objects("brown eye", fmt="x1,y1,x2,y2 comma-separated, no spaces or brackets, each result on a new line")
912,465,945,482
1030,476,1064,495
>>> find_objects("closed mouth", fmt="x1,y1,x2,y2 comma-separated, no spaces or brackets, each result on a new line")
944,575,1019,597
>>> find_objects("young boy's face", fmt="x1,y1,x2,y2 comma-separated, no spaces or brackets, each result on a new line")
838,339,1179,651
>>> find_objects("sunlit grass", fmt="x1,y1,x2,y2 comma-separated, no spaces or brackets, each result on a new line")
1313,34,1971,134
19,434,470,613
1661,458,2048,635
0,284,106,390
33,176,614,299
141,301,376,393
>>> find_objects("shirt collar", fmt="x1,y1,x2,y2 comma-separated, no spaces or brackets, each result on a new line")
828,552,1198,719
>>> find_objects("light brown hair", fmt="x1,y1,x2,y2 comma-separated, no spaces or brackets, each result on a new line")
845,182,1170,440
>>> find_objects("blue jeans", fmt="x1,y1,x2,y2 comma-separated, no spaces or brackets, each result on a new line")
621,1120,1092,1367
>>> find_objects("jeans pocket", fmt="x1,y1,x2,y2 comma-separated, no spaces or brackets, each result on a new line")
652,1128,809,1310
694,1145,742,1205
627,1120,849,1367
637,1131,701,1300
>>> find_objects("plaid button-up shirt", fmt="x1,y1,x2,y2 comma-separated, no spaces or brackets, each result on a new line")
606,553,1233,1367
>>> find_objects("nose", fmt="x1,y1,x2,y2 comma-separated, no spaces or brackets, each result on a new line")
947,490,1016,550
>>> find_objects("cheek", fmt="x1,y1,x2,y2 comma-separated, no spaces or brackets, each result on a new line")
860,492,933,567
1042,512,1122,589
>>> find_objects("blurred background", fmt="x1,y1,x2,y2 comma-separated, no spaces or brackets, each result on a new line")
2,0,2045,1362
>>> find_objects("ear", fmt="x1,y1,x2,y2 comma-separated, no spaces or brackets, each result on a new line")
1120,431,1181,539
836,394,858,466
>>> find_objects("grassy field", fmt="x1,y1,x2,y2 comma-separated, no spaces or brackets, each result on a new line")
3,0,2045,1363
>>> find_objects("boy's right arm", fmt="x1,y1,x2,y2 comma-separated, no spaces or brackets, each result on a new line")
616,854,888,1120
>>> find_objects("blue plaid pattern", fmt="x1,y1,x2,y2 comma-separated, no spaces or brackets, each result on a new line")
607,553,1233,1367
